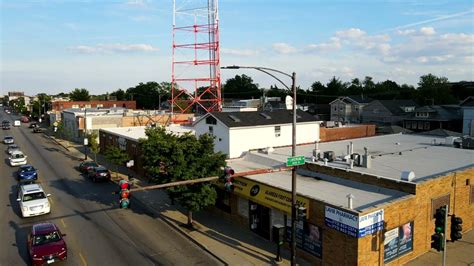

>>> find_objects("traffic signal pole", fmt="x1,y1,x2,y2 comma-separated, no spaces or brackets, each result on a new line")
443,204,448,266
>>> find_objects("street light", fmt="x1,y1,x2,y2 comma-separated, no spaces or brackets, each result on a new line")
221,65,298,265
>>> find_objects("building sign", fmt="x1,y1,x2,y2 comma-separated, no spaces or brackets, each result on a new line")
286,220,322,258
325,206,384,238
232,177,310,215
383,222,414,263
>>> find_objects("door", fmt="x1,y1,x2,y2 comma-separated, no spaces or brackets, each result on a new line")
249,201,271,239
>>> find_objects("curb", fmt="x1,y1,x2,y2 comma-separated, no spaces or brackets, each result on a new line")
44,134,70,152
130,193,229,266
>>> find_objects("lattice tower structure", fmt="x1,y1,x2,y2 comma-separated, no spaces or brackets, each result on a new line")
171,0,221,115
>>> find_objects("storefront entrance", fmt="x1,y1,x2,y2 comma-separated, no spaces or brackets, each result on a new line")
249,201,270,239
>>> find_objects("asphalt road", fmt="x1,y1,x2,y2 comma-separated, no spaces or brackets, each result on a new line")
0,111,222,266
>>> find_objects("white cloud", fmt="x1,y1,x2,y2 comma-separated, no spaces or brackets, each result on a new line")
335,28,366,39
125,0,150,7
272,43,298,54
305,37,341,53
221,48,259,56
69,43,159,54
420,27,436,35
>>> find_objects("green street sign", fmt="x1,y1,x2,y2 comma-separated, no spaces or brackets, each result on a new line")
287,155,305,167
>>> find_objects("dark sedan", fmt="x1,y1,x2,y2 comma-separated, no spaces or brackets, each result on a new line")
28,223,67,265
78,161,99,173
17,165,38,181
87,166,111,182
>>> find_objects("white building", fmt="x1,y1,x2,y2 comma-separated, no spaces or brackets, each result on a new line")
194,109,320,158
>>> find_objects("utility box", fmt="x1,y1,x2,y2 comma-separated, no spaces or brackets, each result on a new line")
272,224,285,245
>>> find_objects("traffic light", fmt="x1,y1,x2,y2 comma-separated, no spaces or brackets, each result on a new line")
222,167,235,192
434,206,446,233
118,179,131,209
450,215,463,241
431,232,444,252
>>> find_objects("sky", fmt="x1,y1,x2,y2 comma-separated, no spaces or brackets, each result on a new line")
1,0,473,95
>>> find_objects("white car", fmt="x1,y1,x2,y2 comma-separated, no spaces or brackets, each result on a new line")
9,151,27,166
17,184,51,217
14,120,21,126
7,144,20,155
3,135,14,144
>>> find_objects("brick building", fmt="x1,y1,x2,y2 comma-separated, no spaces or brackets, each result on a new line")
52,100,136,111
216,133,473,265
319,124,376,142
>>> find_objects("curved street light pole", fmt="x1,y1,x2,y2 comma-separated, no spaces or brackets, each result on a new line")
222,65,297,266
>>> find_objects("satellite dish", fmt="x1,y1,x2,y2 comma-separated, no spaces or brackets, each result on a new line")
285,95,293,110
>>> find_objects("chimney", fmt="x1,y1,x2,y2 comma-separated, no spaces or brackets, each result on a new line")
346,194,355,210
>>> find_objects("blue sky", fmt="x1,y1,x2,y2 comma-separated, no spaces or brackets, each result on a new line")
1,0,473,95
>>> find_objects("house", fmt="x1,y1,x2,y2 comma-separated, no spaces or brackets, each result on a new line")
329,96,372,123
52,100,136,112
193,109,320,158
361,99,417,125
403,105,462,133
461,96,474,136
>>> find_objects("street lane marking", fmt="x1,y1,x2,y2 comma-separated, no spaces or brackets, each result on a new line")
60,219,66,228
79,252,88,266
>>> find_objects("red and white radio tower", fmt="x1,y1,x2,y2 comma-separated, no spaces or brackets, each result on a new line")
171,0,221,115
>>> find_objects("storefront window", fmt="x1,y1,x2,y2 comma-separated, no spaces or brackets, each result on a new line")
384,221,414,263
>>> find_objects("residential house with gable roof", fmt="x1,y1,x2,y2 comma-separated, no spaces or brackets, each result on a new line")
329,96,372,123
361,99,417,126
193,109,320,158
403,105,462,133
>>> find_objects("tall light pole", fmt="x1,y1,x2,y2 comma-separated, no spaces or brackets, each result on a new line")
221,65,298,265
84,106,88,160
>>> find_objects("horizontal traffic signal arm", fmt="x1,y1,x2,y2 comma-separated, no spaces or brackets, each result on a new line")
129,166,294,193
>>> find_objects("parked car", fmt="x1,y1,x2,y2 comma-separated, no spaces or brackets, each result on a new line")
21,116,29,123
32,127,44,133
17,165,38,181
9,151,27,166
17,179,36,190
7,144,20,155
14,120,21,127
29,123,38,128
87,166,111,182
17,183,51,217
3,135,14,144
2,123,10,130
78,161,99,173
28,222,67,265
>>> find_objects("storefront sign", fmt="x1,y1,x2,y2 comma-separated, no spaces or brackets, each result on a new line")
286,220,322,258
233,177,310,215
324,206,384,238
384,222,414,263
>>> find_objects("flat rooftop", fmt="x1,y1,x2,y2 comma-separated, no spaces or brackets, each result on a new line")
100,125,195,142
249,133,474,182
228,154,410,212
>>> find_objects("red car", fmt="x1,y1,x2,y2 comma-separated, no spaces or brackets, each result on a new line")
28,223,67,265
21,116,29,123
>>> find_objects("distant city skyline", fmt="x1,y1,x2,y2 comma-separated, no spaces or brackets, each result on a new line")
1,0,473,95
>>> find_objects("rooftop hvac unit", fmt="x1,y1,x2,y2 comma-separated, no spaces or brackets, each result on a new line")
351,153,362,166
323,151,335,162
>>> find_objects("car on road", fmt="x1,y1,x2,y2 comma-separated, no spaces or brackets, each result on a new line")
3,135,14,144
87,166,111,182
21,116,29,123
7,144,20,155
29,123,38,128
17,165,38,181
17,183,51,217
9,150,28,166
28,222,67,265
78,161,99,173
2,123,10,130
32,127,44,133
17,179,36,191
14,120,21,127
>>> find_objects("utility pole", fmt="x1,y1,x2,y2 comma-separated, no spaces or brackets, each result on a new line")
84,107,88,160
442,204,448,266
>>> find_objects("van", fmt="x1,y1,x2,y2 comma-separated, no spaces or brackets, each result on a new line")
14,120,21,126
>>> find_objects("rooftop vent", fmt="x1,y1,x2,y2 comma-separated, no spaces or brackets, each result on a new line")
259,113,271,119
228,115,241,122
401,171,415,182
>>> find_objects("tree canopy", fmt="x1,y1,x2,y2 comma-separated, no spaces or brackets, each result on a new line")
140,127,226,225
69,88,91,101
222,74,261,99
125,81,171,109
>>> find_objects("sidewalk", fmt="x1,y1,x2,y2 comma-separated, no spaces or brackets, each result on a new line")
46,134,311,265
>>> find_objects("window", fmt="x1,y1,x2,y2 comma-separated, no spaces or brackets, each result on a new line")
405,121,411,129
418,121,423,129
206,116,217,125
72,104,79,108
97,104,103,108
424,122,430,130
275,126,281,137
373,108,379,114
209,126,214,136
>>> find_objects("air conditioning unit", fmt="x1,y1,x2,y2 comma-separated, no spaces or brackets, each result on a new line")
323,151,335,162
351,153,362,166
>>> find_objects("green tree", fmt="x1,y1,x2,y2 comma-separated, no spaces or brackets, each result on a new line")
416,74,456,105
140,128,226,226
69,88,91,101
126,81,166,109
87,131,100,162
222,74,260,99
110,89,127,101
104,146,130,179
363,76,375,93
326,76,347,95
